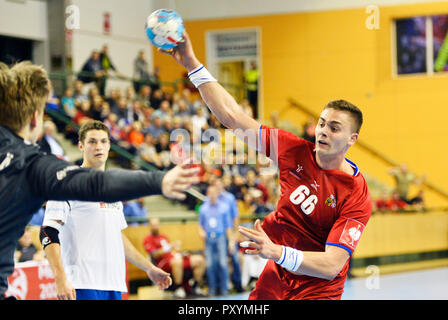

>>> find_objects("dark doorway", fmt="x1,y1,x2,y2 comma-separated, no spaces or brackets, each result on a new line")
0,35,33,65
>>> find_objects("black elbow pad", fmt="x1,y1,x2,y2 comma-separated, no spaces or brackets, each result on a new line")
39,226,60,249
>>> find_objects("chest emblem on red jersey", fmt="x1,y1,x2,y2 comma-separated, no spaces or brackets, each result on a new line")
296,164,303,174
325,194,337,208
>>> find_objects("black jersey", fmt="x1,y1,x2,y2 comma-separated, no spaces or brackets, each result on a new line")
0,125,166,296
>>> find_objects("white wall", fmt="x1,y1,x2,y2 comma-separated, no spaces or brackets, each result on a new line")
154,0,447,20
71,0,155,92
0,0,48,40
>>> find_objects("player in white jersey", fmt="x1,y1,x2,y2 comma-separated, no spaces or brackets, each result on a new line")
41,120,172,300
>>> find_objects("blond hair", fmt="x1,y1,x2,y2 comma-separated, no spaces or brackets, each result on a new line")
0,61,50,132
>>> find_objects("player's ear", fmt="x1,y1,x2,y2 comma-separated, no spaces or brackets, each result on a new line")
78,140,84,152
348,132,358,146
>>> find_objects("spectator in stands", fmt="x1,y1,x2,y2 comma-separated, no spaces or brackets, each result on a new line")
130,100,145,123
198,185,233,296
152,100,172,121
15,227,44,263
139,133,162,169
173,98,192,120
146,115,166,139
172,116,184,133
78,50,106,90
143,218,206,298
211,177,244,293
38,120,67,160
388,163,426,203
374,191,390,213
148,66,161,92
128,121,145,147
90,95,104,121
73,80,88,107
162,116,174,135
133,50,151,94
191,106,208,131
156,133,173,170
99,101,111,122
107,88,121,113
238,191,256,217
74,100,92,125
246,170,269,204
244,61,259,113
115,97,130,122
61,87,76,118
228,174,246,201
386,191,408,212
123,198,148,226
99,45,123,96
150,88,164,109
252,189,274,218
137,85,151,108
104,112,121,142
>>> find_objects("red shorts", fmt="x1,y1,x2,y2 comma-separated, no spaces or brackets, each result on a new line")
249,260,345,300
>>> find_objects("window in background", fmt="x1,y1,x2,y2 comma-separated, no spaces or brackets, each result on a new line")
395,17,427,75
432,14,448,72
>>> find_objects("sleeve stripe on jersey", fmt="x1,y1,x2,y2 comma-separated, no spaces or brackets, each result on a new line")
259,125,263,152
326,242,353,256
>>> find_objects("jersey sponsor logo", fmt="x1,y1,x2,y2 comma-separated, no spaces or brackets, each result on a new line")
310,180,320,191
99,202,121,210
339,219,365,250
0,152,14,171
289,184,318,215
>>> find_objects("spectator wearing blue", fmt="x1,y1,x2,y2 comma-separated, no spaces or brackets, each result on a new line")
211,177,244,293
123,198,148,226
198,185,233,296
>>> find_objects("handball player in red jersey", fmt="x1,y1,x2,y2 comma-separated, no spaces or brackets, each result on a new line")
162,32,372,300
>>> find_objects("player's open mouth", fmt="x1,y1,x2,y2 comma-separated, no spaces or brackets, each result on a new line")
318,140,329,147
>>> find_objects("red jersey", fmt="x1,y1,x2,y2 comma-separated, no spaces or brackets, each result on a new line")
143,233,174,270
250,126,372,300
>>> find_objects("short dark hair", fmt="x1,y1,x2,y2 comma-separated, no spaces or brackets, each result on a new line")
78,120,110,143
324,100,363,134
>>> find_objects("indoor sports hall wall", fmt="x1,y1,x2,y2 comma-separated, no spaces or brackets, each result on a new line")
70,0,154,91
154,1,448,207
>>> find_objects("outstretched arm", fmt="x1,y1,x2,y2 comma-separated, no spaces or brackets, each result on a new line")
161,32,261,150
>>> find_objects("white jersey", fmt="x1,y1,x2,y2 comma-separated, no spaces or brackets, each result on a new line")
43,200,128,292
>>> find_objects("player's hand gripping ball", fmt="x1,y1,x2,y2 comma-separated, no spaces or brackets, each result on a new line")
145,9,185,50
